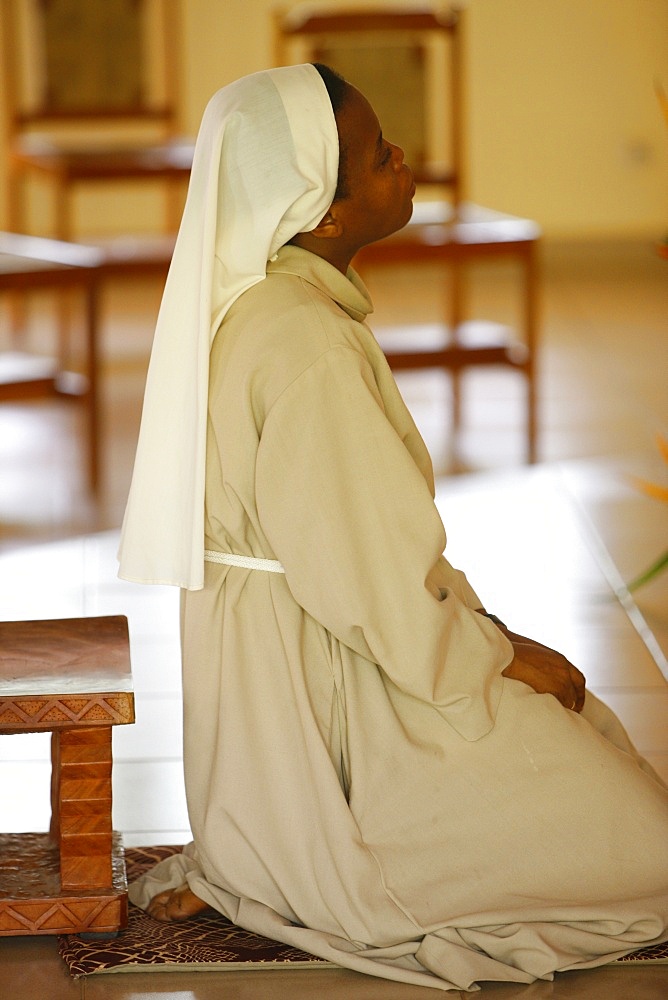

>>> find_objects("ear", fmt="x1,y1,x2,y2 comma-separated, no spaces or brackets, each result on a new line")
308,208,344,240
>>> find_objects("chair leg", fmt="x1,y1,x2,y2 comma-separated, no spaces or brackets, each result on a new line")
166,176,184,232
451,369,463,433
523,242,540,464
54,178,76,367
55,281,101,494
527,367,538,464
448,259,467,446
83,281,101,493
6,166,28,336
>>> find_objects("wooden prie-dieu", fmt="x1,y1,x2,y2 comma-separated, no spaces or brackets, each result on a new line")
0,616,134,936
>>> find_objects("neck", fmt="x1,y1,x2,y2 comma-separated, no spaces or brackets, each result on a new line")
288,233,353,275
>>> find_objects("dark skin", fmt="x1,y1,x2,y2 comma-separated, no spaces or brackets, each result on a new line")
486,618,586,713
290,84,416,273
147,81,585,924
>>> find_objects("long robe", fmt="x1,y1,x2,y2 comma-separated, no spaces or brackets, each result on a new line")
129,245,668,992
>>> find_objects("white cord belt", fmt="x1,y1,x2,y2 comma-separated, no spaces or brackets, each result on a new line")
204,549,285,573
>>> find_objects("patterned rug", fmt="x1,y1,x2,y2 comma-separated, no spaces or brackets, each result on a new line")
58,845,668,977
58,845,330,977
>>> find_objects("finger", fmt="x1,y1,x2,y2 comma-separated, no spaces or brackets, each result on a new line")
567,684,586,713
558,690,577,711
552,675,580,712
569,666,586,712
574,664,586,686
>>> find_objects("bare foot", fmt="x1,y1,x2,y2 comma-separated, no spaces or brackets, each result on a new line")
147,883,211,922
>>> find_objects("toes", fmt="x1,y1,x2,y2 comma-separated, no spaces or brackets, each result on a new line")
146,884,209,922
146,889,174,921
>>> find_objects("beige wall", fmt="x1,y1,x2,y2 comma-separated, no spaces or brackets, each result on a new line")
465,0,668,237
2,0,667,239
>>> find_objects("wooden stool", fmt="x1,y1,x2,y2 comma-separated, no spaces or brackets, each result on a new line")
0,616,134,936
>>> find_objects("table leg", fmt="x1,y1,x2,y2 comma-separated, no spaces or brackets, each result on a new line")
51,727,113,890
523,242,540,464
83,280,101,493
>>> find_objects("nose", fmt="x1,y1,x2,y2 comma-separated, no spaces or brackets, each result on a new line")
390,141,405,170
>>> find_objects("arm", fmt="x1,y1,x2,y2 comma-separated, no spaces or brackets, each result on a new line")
256,346,513,741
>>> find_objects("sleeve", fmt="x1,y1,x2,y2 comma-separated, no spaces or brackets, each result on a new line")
255,345,512,741
433,555,486,610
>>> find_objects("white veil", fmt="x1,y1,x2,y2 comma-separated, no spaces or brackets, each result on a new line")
117,65,339,589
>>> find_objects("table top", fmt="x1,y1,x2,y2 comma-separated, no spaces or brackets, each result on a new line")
0,232,175,286
14,136,195,179
0,232,103,269
359,201,541,258
0,233,103,291
0,616,134,729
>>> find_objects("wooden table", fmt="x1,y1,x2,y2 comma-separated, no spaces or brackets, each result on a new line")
0,615,134,936
0,233,104,491
0,231,176,493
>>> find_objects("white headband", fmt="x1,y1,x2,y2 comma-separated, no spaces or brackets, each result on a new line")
117,65,339,589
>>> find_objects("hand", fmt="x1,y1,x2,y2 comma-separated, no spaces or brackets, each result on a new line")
502,640,586,712
475,611,587,711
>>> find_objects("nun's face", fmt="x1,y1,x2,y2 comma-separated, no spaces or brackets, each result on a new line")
333,85,415,250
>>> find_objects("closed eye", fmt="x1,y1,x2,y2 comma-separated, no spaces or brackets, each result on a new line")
379,144,392,167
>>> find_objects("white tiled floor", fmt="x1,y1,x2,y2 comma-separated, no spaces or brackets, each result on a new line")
0,239,667,996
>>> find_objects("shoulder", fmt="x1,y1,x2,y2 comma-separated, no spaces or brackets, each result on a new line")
216,269,379,379
210,272,385,422
228,269,353,345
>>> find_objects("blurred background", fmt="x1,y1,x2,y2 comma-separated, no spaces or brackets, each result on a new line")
3,0,666,239
0,0,666,547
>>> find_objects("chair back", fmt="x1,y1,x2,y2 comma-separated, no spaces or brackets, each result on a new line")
274,5,464,203
1,0,180,146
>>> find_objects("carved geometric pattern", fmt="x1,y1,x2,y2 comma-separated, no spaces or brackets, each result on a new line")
0,897,123,935
0,832,128,936
0,694,133,729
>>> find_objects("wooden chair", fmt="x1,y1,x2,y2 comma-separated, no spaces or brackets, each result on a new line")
274,5,541,463
0,0,193,241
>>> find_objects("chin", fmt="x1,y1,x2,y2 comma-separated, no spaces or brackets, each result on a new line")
399,199,414,230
